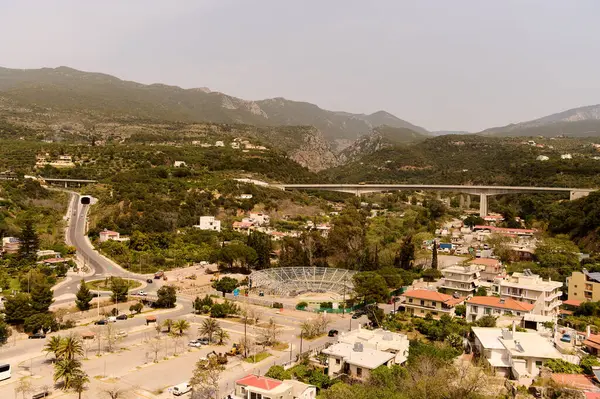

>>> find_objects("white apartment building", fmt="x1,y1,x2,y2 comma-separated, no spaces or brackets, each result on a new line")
465,296,535,322
440,264,481,296
194,216,221,232
322,342,396,380
247,212,270,226
492,270,562,317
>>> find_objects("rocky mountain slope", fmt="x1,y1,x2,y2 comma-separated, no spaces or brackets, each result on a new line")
0,66,426,149
481,104,600,137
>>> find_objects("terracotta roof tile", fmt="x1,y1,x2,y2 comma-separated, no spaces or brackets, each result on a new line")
404,289,464,306
466,296,534,312
236,375,282,391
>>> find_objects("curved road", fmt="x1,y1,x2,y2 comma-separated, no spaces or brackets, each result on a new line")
54,192,192,317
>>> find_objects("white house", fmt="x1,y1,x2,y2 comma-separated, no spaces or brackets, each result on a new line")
536,155,549,161
472,326,564,379
234,374,316,399
173,161,187,167
336,328,409,365
194,216,221,232
215,141,225,147
322,342,396,380
98,229,129,243
236,194,253,200
561,154,572,160
248,213,270,226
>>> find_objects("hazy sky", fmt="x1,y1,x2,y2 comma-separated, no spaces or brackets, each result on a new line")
1,0,600,131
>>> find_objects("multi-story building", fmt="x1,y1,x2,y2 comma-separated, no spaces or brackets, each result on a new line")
194,216,221,232
2,237,20,254
440,264,480,296
401,289,464,319
322,342,396,380
336,327,409,365
469,258,505,282
567,269,600,302
465,296,535,322
492,270,562,317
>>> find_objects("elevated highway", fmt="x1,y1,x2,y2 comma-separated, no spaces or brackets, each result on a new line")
273,184,596,216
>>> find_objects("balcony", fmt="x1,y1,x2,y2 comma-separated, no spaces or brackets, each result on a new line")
545,291,562,301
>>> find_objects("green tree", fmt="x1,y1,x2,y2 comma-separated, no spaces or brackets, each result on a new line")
44,335,63,361
53,358,85,390
30,272,54,313
454,305,466,318
535,236,580,272
162,319,174,333
365,305,385,327
0,318,12,345
173,319,190,335
422,268,442,282
545,359,583,374
474,286,487,297
216,328,230,345
199,318,221,344
445,333,464,351
57,334,84,360
474,315,496,327
212,277,239,297
23,313,57,333
265,365,291,380
463,215,485,228
70,372,90,399
352,272,389,304
3,292,33,325
193,295,213,314
218,242,257,271
75,280,93,311
155,285,177,308
395,235,415,270
109,277,128,303
129,302,143,314
18,219,39,263
581,355,600,375
431,240,438,269
247,231,272,270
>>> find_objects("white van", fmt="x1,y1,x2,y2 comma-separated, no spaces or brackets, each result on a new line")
173,382,191,396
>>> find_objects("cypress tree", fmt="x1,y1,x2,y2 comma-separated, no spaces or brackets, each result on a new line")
30,273,54,313
18,219,39,263
75,280,93,311
431,240,438,270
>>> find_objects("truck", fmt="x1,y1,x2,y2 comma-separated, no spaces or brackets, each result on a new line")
227,343,245,356
154,271,164,279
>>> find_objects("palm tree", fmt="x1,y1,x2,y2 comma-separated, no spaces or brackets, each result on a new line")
57,334,84,361
215,328,229,345
44,335,64,362
70,372,90,399
163,319,174,333
173,319,190,336
199,318,220,344
53,358,84,389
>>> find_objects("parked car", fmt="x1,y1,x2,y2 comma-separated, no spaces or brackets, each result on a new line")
146,279,153,284
328,329,339,337
95,319,108,325
116,314,128,320
351,312,363,319
107,316,117,323
137,291,147,297
116,330,128,338
198,337,210,345
188,340,202,348
561,333,572,343
172,382,191,396
28,332,46,339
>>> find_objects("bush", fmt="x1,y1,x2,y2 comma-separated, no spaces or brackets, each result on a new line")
296,301,308,309
273,302,284,309
320,301,333,309
210,303,226,318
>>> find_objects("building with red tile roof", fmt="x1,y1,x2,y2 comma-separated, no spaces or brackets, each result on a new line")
466,296,535,322
234,374,316,399
584,334,600,356
402,289,464,319
551,373,600,392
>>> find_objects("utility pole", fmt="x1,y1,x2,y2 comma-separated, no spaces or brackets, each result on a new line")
342,277,346,318
300,332,303,354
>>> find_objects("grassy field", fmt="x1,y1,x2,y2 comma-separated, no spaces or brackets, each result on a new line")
87,278,142,292
243,352,271,363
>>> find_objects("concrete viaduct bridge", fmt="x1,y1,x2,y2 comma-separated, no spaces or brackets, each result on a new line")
38,177,98,188
273,184,596,217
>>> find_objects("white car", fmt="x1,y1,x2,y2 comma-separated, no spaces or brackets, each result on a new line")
137,291,147,296
107,316,117,323
173,382,191,396
188,340,202,348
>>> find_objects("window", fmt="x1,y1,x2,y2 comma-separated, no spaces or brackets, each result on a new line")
485,307,491,315
356,367,362,377
408,298,413,303
420,309,425,314
336,359,340,365
420,300,425,306
472,306,478,312
431,301,436,306
535,361,543,367
432,312,438,316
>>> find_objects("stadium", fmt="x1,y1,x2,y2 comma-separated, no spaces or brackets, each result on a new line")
248,267,356,298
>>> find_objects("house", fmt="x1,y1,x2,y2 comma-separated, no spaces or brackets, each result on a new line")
233,221,254,233
492,270,562,316
561,154,573,160
2,237,21,254
322,342,396,380
401,289,465,319
99,229,121,243
466,296,535,322
215,141,225,147
248,213,270,226
236,194,253,200
472,325,564,379
470,258,504,282
473,225,535,237
567,269,600,302
336,327,409,365
440,264,481,296
584,334,600,356
194,216,221,232
230,142,240,149
36,249,61,259
234,374,316,399
173,161,187,167
536,155,549,161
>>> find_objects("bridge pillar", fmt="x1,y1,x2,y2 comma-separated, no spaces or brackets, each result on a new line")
65,182,68,188
479,194,488,217
465,195,471,208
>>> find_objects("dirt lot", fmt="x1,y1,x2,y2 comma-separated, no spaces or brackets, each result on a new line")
164,264,246,297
